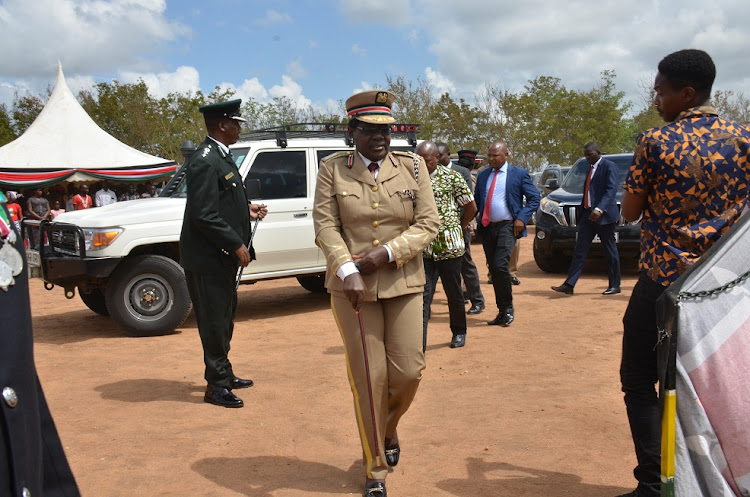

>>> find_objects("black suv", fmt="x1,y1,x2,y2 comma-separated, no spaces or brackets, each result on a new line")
532,153,640,272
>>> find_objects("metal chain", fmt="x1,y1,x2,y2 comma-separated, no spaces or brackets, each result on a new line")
676,268,750,301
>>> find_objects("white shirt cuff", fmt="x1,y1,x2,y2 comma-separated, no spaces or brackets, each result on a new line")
335,246,394,281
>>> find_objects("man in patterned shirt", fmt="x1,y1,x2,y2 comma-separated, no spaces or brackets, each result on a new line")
618,49,750,497
417,141,477,350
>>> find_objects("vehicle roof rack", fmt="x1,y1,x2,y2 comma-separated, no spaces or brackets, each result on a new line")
239,123,420,148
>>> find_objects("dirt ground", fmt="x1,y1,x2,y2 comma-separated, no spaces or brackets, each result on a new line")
31,234,642,497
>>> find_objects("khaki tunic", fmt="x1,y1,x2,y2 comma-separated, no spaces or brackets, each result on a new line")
313,150,439,481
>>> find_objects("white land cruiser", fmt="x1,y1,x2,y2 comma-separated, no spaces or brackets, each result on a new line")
27,123,419,336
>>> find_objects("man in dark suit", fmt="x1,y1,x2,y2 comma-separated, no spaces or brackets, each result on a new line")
179,99,267,408
552,142,621,296
437,143,485,315
1,198,80,496
475,141,540,326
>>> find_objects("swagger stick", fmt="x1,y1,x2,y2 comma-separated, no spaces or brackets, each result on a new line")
356,309,383,466
235,216,261,290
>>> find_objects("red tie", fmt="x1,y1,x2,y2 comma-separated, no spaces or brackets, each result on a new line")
583,165,594,209
481,168,500,227
368,162,378,179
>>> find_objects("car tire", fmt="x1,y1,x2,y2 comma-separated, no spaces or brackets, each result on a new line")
79,288,109,316
533,241,569,273
296,274,326,293
106,255,192,336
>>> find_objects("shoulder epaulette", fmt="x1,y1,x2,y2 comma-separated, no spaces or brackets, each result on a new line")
320,150,353,165
391,150,419,159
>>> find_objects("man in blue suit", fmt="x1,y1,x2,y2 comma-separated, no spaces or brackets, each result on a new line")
552,142,621,295
476,141,541,326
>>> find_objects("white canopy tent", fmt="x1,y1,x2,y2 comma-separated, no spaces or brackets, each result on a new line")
0,62,177,188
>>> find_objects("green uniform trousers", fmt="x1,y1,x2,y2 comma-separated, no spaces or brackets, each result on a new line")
331,292,425,480
184,267,238,388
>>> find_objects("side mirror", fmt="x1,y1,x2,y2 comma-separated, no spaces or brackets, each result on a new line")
545,179,559,190
245,179,262,201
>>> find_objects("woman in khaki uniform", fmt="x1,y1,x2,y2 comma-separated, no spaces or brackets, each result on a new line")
313,90,439,497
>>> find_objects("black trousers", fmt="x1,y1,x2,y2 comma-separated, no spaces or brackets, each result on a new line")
621,273,666,496
184,267,238,388
423,256,467,351
460,229,484,306
480,222,516,312
565,213,621,288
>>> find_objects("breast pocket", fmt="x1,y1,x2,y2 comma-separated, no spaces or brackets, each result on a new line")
333,185,362,225
384,178,415,222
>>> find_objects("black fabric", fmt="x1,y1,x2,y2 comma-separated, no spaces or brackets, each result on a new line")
422,256,467,351
564,212,620,288
480,222,516,311
621,273,666,497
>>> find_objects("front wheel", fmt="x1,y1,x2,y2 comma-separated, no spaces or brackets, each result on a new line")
533,240,569,273
296,274,326,293
79,288,109,316
106,255,192,336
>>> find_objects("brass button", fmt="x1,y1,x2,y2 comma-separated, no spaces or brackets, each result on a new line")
372,240,380,246
371,186,378,192
342,191,347,196
372,202,379,209
372,220,379,227
3,387,18,408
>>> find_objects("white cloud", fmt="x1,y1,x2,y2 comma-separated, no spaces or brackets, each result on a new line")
410,0,750,112
269,75,311,108
0,0,189,78
352,44,367,57
254,9,292,25
424,67,455,95
286,58,308,80
340,0,412,25
119,66,200,98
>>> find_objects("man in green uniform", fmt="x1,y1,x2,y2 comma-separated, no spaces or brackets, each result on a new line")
179,99,267,408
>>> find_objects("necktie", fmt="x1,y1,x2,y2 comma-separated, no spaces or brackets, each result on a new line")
481,168,501,227
368,162,379,179
583,165,594,209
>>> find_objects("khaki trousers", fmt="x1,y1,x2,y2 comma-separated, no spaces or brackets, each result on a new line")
331,292,425,480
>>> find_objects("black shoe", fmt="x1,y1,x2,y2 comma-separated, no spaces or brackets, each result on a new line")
511,276,520,285
363,480,387,496
204,385,243,408
551,283,574,295
467,303,485,315
615,489,657,497
450,334,466,348
500,307,514,327
488,307,514,326
603,286,621,295
384,439,400,466
230,376,254,389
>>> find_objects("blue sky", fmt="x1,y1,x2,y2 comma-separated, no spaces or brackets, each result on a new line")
1,0,749,117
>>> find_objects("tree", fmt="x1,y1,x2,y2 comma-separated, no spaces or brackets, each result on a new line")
713,90,750,123
0,104,15,146
12,91,46,136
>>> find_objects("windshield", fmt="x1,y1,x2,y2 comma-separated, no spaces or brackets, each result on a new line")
561,155,634,194
171,147,250,198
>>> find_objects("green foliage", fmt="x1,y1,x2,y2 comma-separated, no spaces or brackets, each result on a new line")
12,91,46,136
0,104,16,146
713,90,750,123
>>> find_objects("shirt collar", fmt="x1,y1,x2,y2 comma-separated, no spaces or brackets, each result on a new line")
591,157,602,169
676,105,718,121
357,151,383,168
207,135,230,154
492,162,508,173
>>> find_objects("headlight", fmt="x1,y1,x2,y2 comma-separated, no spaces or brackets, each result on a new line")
540,198,568,227
83,228,123,251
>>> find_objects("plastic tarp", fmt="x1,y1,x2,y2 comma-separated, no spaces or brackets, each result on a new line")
657,212,750,496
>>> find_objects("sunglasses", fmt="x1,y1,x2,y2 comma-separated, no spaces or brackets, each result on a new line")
355,126,392,137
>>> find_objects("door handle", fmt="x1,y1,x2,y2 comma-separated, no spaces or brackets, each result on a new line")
293,212,308,218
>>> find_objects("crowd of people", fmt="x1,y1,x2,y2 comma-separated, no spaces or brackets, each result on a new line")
3,180,159,229
3,48,749,497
